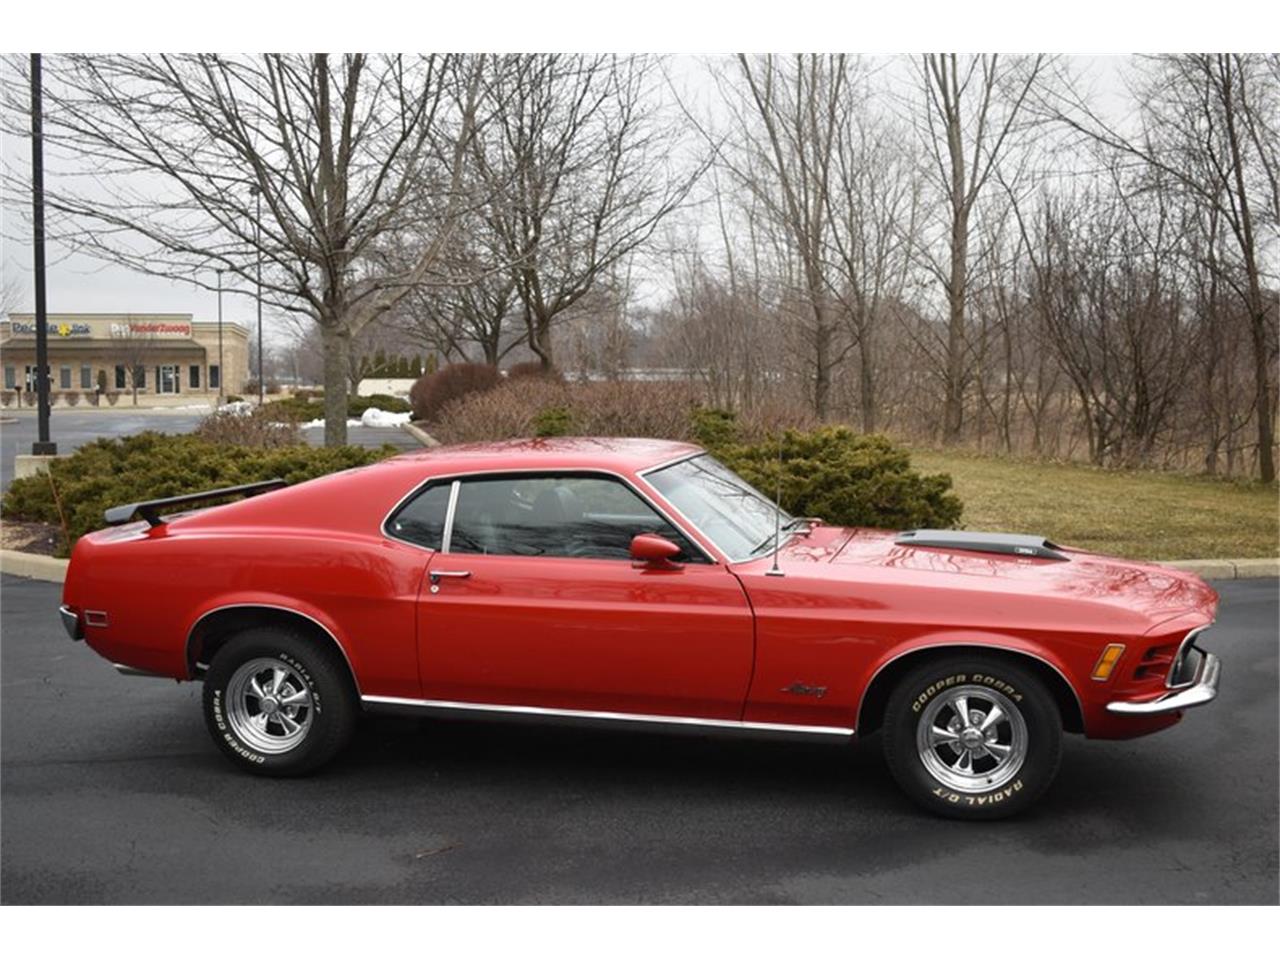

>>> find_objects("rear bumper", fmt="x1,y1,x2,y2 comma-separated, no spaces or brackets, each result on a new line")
1106,651,1221,715
59,604,83,641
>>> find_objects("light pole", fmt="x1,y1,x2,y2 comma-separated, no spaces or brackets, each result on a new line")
216,268,224,403
29,53,55,455
249,184,264,405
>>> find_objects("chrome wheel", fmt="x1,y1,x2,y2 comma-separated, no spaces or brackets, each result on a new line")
225,657,314,755
915,685,1028,793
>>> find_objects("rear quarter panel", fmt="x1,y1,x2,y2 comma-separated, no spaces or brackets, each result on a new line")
63,459,432,698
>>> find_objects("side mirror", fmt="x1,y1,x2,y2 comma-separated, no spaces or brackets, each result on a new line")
630,533,682,568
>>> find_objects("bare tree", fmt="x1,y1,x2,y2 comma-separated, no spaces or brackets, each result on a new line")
4,54,481,444
470,54,700,371
913,54,1047,443
1048,53,1279,480
105,325,157,406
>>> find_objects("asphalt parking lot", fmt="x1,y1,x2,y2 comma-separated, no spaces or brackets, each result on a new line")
1,573,1276,904
0,409,417,489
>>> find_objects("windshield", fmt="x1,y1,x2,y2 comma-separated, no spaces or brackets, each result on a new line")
645,454,792,561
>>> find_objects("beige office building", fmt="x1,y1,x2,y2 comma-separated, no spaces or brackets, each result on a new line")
1,313,249,401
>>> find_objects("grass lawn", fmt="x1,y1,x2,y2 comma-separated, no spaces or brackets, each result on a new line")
907,446,1279,561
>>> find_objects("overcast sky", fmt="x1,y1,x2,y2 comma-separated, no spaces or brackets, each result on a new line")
0,54,1130,346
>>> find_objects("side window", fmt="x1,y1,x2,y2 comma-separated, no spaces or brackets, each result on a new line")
450,474,706,562
386,482,452,550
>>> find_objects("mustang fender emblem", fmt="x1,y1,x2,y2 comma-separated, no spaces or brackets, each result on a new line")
781,681,828,699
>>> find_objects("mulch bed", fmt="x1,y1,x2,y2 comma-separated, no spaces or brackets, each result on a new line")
0,519,64,557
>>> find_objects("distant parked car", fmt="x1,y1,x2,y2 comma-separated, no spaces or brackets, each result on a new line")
59,438,1220,819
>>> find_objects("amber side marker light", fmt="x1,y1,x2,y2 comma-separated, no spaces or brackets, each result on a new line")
1092,643,1126,681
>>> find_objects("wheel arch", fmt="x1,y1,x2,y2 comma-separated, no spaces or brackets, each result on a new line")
186,603,362,698
856,643,1084,736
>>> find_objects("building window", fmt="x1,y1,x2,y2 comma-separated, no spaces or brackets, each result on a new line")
115,365,126,390
81,365,92,389
159,365,178,394
60,366,72,389
3,366,14,390
134,365,146,389
209,364,221,390
189,364,201,389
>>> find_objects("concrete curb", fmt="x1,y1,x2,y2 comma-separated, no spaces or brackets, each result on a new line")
1166,558,1280,580
399,421,440,448
0,549,69,583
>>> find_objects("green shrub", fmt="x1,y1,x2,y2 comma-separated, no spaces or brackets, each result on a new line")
690,407,738,450
717,425,962,530
262,392,411,421
348,393,411,417
1,432,395,555
533,406,575,437
260,395,319,420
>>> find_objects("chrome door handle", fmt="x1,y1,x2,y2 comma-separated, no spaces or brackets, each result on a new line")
430,570,472,580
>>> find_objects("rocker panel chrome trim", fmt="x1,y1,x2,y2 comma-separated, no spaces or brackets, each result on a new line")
361,695,855,737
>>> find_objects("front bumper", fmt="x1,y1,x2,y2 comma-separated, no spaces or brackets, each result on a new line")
1106,651,1221,715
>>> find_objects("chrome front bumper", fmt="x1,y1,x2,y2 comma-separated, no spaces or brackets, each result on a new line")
1106,651,1221,715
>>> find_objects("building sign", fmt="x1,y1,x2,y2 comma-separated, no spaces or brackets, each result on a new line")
10,321,92,338
110,321,192,338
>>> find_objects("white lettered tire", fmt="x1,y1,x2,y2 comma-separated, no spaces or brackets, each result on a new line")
202,627,356,776
882,654,1062,819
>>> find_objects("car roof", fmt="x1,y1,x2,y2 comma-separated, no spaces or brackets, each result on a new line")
389,436,703,475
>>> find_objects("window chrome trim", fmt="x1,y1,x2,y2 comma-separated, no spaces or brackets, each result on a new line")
361,695,854,737
440,480,461,554
638,452,790,564
381,466,723,564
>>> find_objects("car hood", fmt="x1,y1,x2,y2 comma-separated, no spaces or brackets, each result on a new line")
760,525,1219,628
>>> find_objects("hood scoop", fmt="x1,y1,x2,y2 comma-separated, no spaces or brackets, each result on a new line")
896,529,1069,561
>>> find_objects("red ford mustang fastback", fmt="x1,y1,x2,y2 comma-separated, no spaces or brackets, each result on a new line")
59,437,1221,819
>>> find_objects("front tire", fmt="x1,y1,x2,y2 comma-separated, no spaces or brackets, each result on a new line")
202,627,356,776
882,654,1062,819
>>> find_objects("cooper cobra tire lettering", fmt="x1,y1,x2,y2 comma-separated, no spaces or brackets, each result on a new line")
884,654,1063,820
201,627,355,777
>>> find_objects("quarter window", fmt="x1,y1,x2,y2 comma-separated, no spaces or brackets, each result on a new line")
385,482,453,550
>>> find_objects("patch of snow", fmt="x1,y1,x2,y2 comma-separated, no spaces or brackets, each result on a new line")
299,417,361,429
360,407,412,428
217,400,254,415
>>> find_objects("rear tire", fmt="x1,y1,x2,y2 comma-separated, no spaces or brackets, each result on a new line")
882,654,1062,820
202,627,356,776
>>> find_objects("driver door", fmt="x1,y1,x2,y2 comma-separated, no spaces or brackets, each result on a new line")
411,472,754,720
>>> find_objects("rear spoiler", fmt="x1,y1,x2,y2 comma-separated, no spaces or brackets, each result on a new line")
896,529,1069,561
103,479,288,528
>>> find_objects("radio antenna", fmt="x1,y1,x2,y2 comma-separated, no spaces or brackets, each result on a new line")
766,428,785,577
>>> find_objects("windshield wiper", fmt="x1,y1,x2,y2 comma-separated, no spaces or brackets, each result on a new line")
750,517,806,555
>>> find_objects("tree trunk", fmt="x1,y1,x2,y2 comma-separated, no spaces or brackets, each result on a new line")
943,207,968,442
858,336,876,433
321,324,351,447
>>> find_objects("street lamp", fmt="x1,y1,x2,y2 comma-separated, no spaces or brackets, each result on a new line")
29,53,55,456
216,268,224,404
248,184,264,405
